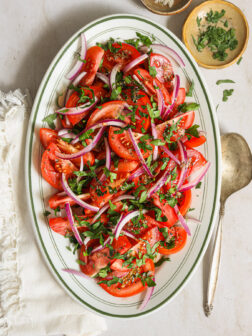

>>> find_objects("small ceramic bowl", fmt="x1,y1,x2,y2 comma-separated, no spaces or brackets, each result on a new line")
182,0,249,69
140,0,192,16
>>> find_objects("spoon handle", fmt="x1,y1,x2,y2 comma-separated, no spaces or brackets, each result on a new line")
204,203,225,317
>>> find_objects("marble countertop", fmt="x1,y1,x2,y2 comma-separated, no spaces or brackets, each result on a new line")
1,0,251,335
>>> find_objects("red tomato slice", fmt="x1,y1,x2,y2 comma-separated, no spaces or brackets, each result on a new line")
102,43,141,70
40,128,58,148
108,127,153,160
86,101,127,128
48,216,90,236
99,259,154,297
134,68,171,105
184,135,206,148
48,192,90,209
185,148,207,178
153,190,192,228
156,111,195,141
65,86,106,126
158,226,187,255
112,235,132,255
122,89,151,132
176,88,186,105
111,159,139,173
150,53,174,83
79,46,104,86
41,143,77,190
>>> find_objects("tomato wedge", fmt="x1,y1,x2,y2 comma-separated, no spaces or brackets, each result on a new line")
185,148,208,178
41,143,77,190
102,42,141,70
108,127,153,160
150,53,174,83
86,101,127,128
65,86,106,126
79,46,104,86
158,226,187,255
184,134,206,148
156,110,195,142
48,192,90,209
122,89,151,132
40,128,58,148
99,259,154,297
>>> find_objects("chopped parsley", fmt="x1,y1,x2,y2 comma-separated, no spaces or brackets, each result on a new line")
222,89,234,102
216,79,235,85
42,113,57,129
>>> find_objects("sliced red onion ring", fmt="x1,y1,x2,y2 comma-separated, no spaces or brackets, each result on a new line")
139,277,155,310
147,167,172,198
84,237,90,246
151,122,158,161
65,71,87,104
114,210,148,239
91,236,111,254
161,146,181,165
96,72,110,86
186,217,201,225
127,166,145,182
174,204,191,235
60,132,76,139
177,140,188,190
128,128,153,178
56,127,105,159
76,156,84,183
123,54,148,73
105,271,129,280
58,128,70,137
62,268,90,280
67,33,87,80
62,173,99,212
150,44,185,68
71,119,127,145
132,74,148,94
91,195,135,224
179,162,211,192
163,75,180,119
65,202,83,245
99,138,111,182
56,97,98,116
122,230,137,240
153,80,164,117
110,64,121,90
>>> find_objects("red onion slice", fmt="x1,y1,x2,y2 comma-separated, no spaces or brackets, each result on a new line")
56,97,98,116
110,64,121,90
62,173,99,212
147,167,173,198
153,80,164,117
132,74,148,94
177,140,188,190
65,202,83,245
91,236,111,254
99,138,111,183
58,129,70,137
161,146,181,165
150,44,185,68
114,210,148,239
179,162,211,192
139,278,155,310
151,122,158,161
127,166,145,182
62,268,90,280
174,204,191,235
163,75,180,119
91,195,135,224
71,119,127,145
121,230,137,240
65,71,87,104
96,72,110,86
67,33,87,80
56,127,105,159
123,54,148,73
76,156,84,183
128,128,153,178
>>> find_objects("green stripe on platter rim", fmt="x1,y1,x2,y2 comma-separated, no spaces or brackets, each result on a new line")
26,14,220,318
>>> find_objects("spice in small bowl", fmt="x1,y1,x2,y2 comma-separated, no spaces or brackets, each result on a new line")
140,0,192,16
183,0,249,69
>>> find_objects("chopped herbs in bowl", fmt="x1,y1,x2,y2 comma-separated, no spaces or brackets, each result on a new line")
183,0,249,68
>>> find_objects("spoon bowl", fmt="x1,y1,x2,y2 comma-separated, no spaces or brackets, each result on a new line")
221,133,252,202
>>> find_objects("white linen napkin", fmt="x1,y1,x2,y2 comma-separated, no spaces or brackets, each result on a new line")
0,89,106,336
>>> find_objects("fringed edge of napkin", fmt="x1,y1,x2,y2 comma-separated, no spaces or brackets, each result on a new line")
0,89,30,335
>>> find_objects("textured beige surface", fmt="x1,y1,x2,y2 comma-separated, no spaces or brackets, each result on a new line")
0,0,251,335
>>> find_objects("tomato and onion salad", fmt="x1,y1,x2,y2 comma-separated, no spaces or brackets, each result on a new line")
41,33,209,309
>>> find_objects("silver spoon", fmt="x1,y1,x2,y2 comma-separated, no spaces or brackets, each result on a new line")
204,133,252,316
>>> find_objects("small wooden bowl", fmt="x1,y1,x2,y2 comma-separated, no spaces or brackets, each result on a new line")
140,0,192,16
182,0,249,69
